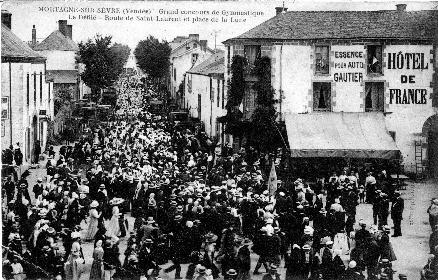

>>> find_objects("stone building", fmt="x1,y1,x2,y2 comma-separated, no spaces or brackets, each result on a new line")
185,51,227,143
169,34,214,107
1,11,54,164
223,4,438,177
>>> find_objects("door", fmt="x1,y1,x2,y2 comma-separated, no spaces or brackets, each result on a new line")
428,130,438,178
32,116,38,163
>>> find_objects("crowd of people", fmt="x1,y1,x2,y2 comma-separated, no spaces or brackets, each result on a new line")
2,75,437,280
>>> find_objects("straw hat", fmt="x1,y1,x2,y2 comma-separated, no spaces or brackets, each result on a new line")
109,198,125,205
90,201,99,208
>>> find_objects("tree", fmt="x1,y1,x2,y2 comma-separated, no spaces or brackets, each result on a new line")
77,35,130,96
222,55,247,137
226,55,247,108
134,36,171,81
248,56,284,153
109,43,131,77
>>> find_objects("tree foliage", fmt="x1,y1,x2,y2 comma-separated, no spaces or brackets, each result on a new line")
247,56,282,153
110,43,131,77
134,36,171,80
54,85,74,116
226,55,247,108
222,55,247,136
77,35,129,94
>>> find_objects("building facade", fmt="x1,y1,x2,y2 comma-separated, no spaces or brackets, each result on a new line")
1,15,54,164
169,34,214,106
33,20,85,135
185,51,227,143
224,4,438,177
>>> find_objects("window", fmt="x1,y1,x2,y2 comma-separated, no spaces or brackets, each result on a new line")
217,80,220,107
33,72,36,104
40,72,43,103
365,82,384,112
367,45,382,74
244,45,261,70
26,74,29,106
173,68,176,81
48,83,51,103
192,53,199,65
315,46,329,74
313,82,332,111
1,97,9,119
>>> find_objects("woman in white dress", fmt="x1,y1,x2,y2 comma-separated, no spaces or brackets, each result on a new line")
107,205,121,237
86,201,101,241
66,232,84,280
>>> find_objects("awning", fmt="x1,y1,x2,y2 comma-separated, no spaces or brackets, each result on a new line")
285,112,400,159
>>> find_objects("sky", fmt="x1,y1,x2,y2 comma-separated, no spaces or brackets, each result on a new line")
3,0,437,52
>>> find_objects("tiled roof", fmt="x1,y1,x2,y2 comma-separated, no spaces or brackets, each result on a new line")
227,10,438,41
188,51,224,76
1,24,45,61
47,70,78,84
34,30,78,51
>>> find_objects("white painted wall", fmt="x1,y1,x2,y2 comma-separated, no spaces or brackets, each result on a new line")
272,45,313,114
184,73,226,139
384,45,435,172
1,61,53,163
270,43,436,173
38,50,76,71
171,46,213,98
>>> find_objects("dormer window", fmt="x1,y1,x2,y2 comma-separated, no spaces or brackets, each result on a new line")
192,53,199,65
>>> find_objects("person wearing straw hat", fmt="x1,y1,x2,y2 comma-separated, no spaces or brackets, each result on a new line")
107,202,122,237
225,269,238,280
66,231,85,280
89,240,104,280
285,244,302,280
202,232,219,279
86,201,101,241
262,264,280,280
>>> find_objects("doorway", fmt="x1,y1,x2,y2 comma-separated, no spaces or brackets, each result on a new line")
32,115,38,163
423,114,438,178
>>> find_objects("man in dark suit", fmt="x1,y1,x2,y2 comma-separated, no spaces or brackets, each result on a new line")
391,191,404,237
33,178,44,200
4,175,15,202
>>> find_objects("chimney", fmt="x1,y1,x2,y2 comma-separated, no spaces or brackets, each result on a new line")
32,25,36,46
65,24,72,39
58,19,67,36
199,40,207,51
189,34,199,41
275,7,288,15
1,9,12,29
396,4,407,12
